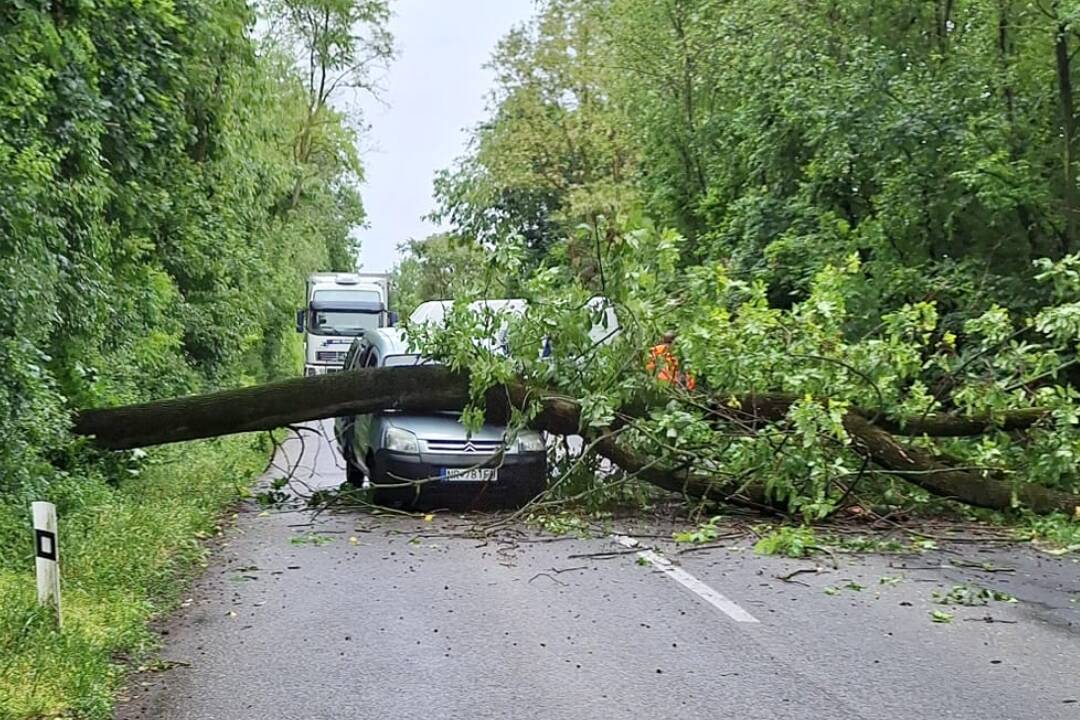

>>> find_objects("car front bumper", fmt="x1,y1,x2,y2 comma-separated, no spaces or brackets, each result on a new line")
374,449,547,487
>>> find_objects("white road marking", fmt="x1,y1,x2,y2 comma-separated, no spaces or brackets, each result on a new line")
613,535,759,624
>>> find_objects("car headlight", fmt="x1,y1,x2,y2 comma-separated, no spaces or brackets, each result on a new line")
384,427,419,454
517,431,546,453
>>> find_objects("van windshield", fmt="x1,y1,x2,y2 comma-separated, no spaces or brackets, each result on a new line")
310,310,381,336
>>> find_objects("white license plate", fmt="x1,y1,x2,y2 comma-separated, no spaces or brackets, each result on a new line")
440,467,497,483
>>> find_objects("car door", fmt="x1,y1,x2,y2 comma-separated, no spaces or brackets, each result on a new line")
334,338,365,454
350,344,380,467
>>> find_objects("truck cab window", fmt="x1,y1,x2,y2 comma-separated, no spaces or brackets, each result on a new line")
308,310,380,336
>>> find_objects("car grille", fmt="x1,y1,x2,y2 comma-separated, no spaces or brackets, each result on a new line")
316,350,347,363
424,438,505,454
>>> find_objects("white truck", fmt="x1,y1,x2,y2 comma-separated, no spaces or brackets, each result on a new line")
296,272,393,376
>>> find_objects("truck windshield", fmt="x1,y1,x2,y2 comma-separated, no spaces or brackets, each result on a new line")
309,310,381,336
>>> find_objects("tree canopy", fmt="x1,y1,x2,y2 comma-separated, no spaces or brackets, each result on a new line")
399,0,1080,520
0,1,389,503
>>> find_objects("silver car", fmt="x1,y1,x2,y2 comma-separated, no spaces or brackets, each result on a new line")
336,328,547,508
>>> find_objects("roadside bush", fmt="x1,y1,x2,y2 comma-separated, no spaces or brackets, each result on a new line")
0,436,266,720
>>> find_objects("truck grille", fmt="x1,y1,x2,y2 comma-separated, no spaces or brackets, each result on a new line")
425,439,505,454
316,351,347,363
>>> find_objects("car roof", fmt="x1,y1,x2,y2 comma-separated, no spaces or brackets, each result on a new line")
358,327,410,356
468,298,526,314
408,298,527,329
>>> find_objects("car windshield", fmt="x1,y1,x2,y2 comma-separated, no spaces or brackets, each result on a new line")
310,310,380,336
382,353,433,368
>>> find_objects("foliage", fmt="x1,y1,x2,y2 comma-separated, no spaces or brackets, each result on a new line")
1019,512,1080,552
289,532,334,546
264,0,392,239
673,516,725,544
0,0,384,500
441,0,1080,299
930,610,954,624
416,0,1080,522
932,584,1016,606
827,535,907,554
527,510,593,537
432,0,638,264
753,525,819,558
390,233,491,315
411,210,1079,518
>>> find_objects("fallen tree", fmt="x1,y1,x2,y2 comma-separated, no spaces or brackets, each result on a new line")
72,367,1076,515
74,367,472,450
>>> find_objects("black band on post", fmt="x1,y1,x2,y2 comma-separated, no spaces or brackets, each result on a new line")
35,529,56,561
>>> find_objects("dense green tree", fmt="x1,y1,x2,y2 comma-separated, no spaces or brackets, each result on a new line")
433,0,638,271
0,0,388,497
422,0,1080,516
439,0,1080,309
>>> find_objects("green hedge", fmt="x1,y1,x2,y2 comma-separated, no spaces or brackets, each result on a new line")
0,0,358,497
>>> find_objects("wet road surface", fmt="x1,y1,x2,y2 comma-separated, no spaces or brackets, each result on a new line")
115,424,1080,720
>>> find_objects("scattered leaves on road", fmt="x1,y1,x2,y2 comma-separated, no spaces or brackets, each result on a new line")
932,584,1017,607
289,533,332,546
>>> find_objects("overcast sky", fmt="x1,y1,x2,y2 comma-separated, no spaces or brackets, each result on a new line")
350,0,535,273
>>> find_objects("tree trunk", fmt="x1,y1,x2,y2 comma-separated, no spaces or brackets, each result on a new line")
73,367,472,450
1055,14,1078,254
728,394,1047,436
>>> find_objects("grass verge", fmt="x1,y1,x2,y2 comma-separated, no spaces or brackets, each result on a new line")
0,434,269,720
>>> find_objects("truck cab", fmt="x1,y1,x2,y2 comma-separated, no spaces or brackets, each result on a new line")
297,272,392,376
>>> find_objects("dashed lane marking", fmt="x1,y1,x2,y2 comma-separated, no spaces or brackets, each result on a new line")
613,535,760,624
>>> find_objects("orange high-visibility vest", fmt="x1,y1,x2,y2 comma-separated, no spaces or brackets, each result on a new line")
646,343,695,390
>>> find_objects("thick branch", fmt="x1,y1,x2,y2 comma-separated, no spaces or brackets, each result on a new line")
842,413,1077,515
591,433,770,509
732,393,1048,436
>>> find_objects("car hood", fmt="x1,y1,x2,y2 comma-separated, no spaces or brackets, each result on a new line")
384,412,508,442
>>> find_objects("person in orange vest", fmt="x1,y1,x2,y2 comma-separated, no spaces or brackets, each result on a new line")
646,331,695,390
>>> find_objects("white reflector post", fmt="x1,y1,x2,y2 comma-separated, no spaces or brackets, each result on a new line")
32,501,62,627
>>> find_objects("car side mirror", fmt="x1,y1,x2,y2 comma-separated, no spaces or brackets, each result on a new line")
387,311,399,327
295,309,304,333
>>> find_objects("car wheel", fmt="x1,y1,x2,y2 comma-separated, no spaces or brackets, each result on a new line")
507,474,547,508
371,486,415,509
344,447,365,487
368,455,417,509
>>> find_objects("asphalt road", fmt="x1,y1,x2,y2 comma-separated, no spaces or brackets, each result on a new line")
116,423,1080,720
